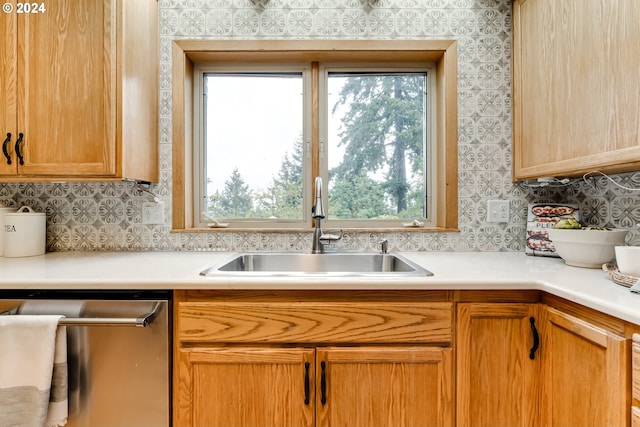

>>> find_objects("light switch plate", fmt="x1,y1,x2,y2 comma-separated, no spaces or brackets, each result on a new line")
487,200,509,223
142,201,164,224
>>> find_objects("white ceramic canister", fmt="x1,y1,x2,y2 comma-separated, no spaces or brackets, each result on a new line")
0,206,17,257
3,206,46,257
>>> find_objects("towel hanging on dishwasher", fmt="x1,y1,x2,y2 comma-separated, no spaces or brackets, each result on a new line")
0,314,68,427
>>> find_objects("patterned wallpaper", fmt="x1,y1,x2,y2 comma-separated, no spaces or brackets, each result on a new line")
0,0,639,252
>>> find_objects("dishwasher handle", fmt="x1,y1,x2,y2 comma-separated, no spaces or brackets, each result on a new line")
2,301,163,328
58,302,162,327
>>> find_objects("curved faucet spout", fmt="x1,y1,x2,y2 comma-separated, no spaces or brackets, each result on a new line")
311,177,341,253
313,176,325,219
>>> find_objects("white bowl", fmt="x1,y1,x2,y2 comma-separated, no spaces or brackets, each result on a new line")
615,246,640,277
546,228,628,268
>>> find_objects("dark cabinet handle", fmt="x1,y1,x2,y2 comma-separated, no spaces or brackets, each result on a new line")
2,133,11,165
529,316,539,360
304,362,310,405
15,132,24,165
320,361,327,405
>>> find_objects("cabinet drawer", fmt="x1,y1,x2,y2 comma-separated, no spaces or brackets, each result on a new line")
634,336,640,401
633,407,640,427
177,301,452,344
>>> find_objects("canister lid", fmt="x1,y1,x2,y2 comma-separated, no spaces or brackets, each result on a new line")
4,206,45,216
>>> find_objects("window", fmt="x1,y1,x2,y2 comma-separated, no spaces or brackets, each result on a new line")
172,40,458,232
194,63,435,228
195,67,310,227
322,67,435,227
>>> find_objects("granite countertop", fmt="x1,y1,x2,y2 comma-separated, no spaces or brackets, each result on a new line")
0,251,638,325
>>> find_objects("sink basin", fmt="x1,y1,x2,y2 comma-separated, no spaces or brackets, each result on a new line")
200,252,433,277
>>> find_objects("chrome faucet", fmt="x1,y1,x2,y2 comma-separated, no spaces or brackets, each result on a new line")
311,176,342,254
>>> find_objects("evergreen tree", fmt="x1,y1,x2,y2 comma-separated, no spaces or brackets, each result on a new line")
331,73,425,216
329,172,388,219
269,137,303,219
210,168,253,218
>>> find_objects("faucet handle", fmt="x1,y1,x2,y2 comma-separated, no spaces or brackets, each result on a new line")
320,230,342,242
379,239,388,254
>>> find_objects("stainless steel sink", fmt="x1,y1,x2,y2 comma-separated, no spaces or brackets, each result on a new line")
200,252,433,277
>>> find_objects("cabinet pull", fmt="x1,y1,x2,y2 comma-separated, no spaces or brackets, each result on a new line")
529,316,539,360
304,362,310,405
320,361,327,405
2,133,11,165
15,133,24,165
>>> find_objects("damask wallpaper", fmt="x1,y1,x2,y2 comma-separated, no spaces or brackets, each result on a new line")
0,0,638,252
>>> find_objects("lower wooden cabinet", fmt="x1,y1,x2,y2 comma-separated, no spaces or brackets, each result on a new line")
173,290,454,427
176,345,452,427
632,335,640,427
176,347,315,427
316,346,452,427
174,291,634,427
456,303,539,427
633,335,640,401
540,306,629,427
456,301,633,427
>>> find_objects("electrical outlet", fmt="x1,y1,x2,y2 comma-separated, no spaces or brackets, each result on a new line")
142,201,164,224
487,200,510,223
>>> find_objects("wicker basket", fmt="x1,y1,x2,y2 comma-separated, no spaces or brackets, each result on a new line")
602,263,640,288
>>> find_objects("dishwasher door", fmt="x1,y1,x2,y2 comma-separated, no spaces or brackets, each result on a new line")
0,290,170,427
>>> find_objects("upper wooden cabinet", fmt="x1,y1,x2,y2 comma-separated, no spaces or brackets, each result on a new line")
0,0,158,182
512,0,640,180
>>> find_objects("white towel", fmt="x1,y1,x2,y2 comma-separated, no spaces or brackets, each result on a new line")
0,315,68,427
18,301,82,427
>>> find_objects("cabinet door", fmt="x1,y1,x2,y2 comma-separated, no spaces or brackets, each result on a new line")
316,346,453,427
541,307,629,427
0,0,17,176
175,347,315,427
633,337,640,404
512,0,640,179
16,0,116,176
456,303,540,427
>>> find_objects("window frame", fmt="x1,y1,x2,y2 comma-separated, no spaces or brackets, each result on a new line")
172,40,459,233
319,63,437,228
193,63,312,228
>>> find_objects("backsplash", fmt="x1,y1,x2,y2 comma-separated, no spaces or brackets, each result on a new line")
0,0,638,252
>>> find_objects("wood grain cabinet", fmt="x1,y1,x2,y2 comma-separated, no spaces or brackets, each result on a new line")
633,334,640,427
174,291,635,427
176,347,315,427
173,291,454,427
0,0,158,181
456,301,633,427
540,306,629,427
316,346,452,427
456,303,540,427
512,0,640,180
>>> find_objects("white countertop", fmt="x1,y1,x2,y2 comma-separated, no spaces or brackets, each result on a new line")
0,251,638,325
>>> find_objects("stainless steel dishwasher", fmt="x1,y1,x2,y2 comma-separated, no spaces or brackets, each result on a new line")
0,290,170,427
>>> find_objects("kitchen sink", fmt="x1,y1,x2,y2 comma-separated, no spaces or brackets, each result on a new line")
200,252,433,277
